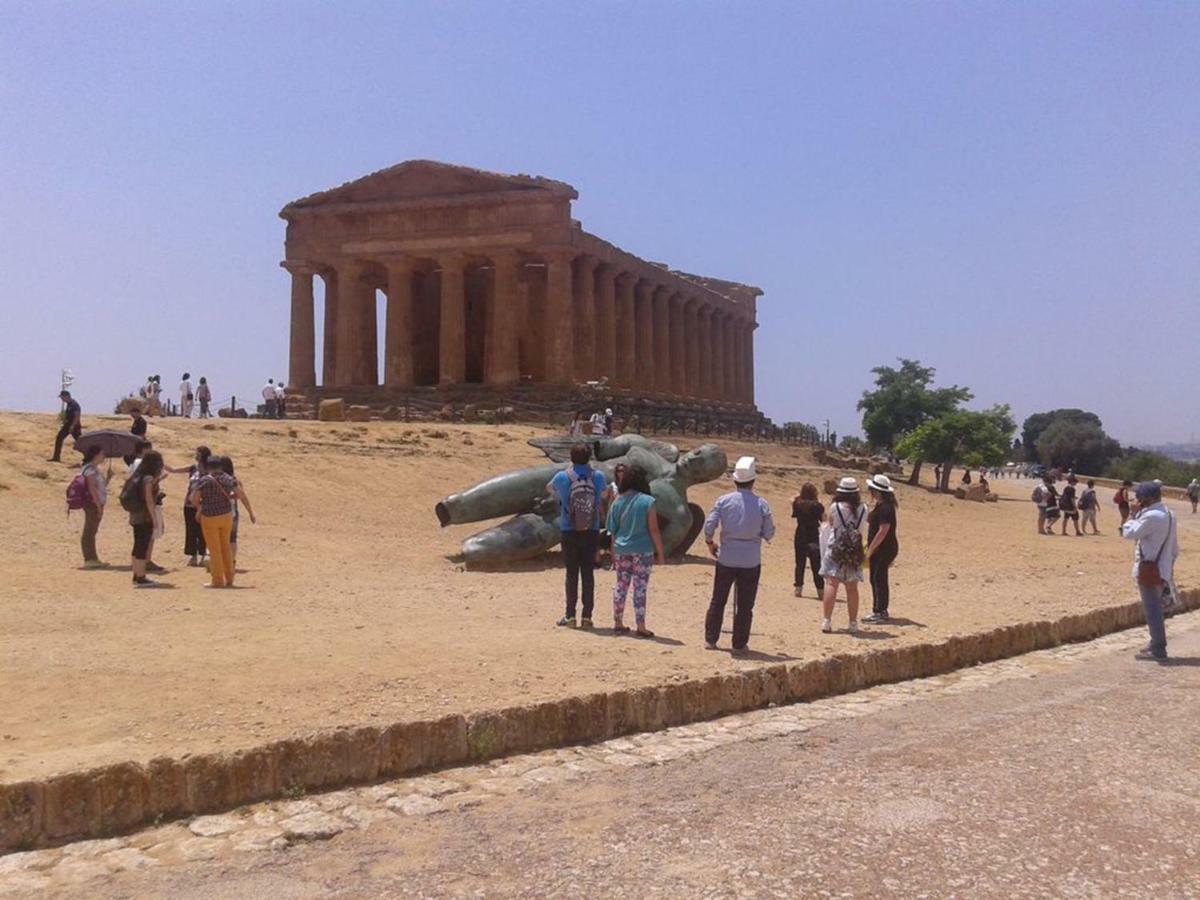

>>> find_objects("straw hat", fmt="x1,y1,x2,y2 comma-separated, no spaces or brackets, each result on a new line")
836,476,859,493
867,474,894,493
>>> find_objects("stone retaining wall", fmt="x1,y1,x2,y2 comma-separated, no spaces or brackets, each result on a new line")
3,589,1196,853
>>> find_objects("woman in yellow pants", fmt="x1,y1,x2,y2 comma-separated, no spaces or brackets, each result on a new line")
188,455,238,588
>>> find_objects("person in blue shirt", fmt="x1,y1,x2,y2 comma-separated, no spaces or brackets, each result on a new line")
606,465,665,637
546,443,608,628
702,456,776,654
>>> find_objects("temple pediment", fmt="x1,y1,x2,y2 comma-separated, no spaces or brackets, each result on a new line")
282,160,578,213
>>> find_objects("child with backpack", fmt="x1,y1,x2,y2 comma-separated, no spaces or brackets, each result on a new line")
546,443,607,628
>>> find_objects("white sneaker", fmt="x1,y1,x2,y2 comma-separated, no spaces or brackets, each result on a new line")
848,620,859,634
821,618,832,633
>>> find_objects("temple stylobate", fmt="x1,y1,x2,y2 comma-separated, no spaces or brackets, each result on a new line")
281,160,761,407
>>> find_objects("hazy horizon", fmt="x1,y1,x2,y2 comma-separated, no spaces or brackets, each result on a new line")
2,3,1197,445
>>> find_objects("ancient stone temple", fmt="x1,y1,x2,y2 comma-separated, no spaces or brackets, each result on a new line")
281,161,761,408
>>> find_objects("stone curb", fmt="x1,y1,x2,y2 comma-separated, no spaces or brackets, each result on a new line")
2,589,1196,853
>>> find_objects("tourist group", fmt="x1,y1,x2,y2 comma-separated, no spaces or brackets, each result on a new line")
546,442,900,655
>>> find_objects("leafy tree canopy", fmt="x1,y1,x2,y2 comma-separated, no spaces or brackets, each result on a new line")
1036,419,1121,473
858,359,972,450
895,405,1016,488
1021,409,1103,462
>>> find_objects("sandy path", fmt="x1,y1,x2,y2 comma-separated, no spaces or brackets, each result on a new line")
1,412,1194,781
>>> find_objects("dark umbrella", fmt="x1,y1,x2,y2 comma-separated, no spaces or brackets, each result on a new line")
73,429,141,459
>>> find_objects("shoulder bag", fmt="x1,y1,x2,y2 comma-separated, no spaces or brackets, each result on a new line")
1137,512,1175,587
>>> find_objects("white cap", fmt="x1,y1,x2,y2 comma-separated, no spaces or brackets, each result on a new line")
605,408,613,415
732,456,758,484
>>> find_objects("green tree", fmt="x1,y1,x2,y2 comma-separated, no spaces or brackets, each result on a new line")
1036,419,1121,473
895,405,1016,492
1021,409,1103,462
1105,451,1200,487
857,359,972,484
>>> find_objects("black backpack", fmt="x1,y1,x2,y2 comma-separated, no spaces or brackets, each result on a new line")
119,475,144,513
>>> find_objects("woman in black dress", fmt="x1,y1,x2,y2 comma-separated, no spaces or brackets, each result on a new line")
863,474,899,623
791,482,825,597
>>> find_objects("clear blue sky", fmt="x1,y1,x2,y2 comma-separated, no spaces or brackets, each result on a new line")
2,2,1197,444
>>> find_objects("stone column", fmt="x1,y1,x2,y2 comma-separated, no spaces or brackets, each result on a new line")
652,286,671,395
668,295,685,396
383,258,415,388
287,265,316,389
543,248,576,383
594,264,617,382
333,261,365,387
745,322,756,405
572,255,597,381
320,269,339,387
615,273,636,387
485,249,520,386
634,280,655,389
684,299,700,398
725,316,739,404
437,253,466,385
729,316,739,400
697,305,711,399
711,311,726,401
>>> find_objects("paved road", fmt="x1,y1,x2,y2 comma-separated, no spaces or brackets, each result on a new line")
6,617,1199,899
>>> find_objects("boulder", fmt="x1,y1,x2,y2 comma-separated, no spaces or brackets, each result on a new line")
317,399,345,422
438,404,455,422
381,405,403,421
495,406,515,424
985,492,1000,503
965,483,989,503
954,487,968,500
345,405,372,422
463,404,477,421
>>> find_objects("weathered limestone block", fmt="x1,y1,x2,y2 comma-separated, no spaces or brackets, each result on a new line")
0,780,43,852
42,772,103,841
495,406,515,423
317,399,345,421
954,487,968,500
344,405,372,422
183,753,238,814
381,405,403,421
95,763,147,835
965,483,988,502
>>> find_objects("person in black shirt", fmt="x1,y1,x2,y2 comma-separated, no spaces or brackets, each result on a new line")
50,390,82,462
1059,475,1082,536
130,408,148,438
863,474,899,623
791,482,825,597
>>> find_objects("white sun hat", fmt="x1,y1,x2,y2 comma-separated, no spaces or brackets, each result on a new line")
836,476,860,493
867,474,894,493
732,456,758,484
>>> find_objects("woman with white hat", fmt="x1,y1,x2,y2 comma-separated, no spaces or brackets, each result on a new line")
820,476,868,633
863,474,899,624
703,456,776,654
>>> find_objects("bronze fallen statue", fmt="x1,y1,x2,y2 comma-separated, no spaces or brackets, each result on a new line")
435,436,727,568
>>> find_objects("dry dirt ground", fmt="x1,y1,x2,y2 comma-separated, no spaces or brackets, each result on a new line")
1,412,1195,783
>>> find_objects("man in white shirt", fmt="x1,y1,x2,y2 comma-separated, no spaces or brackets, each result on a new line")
1121,481,1179,661
274,380,287,419
589,411,607,435
261,379,278,419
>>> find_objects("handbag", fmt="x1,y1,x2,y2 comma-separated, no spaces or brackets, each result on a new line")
1136,512,1174,587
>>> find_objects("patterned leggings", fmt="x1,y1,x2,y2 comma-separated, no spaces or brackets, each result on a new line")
613,553,654,624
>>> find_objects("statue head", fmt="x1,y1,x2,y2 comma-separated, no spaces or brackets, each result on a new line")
675,443,727,486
